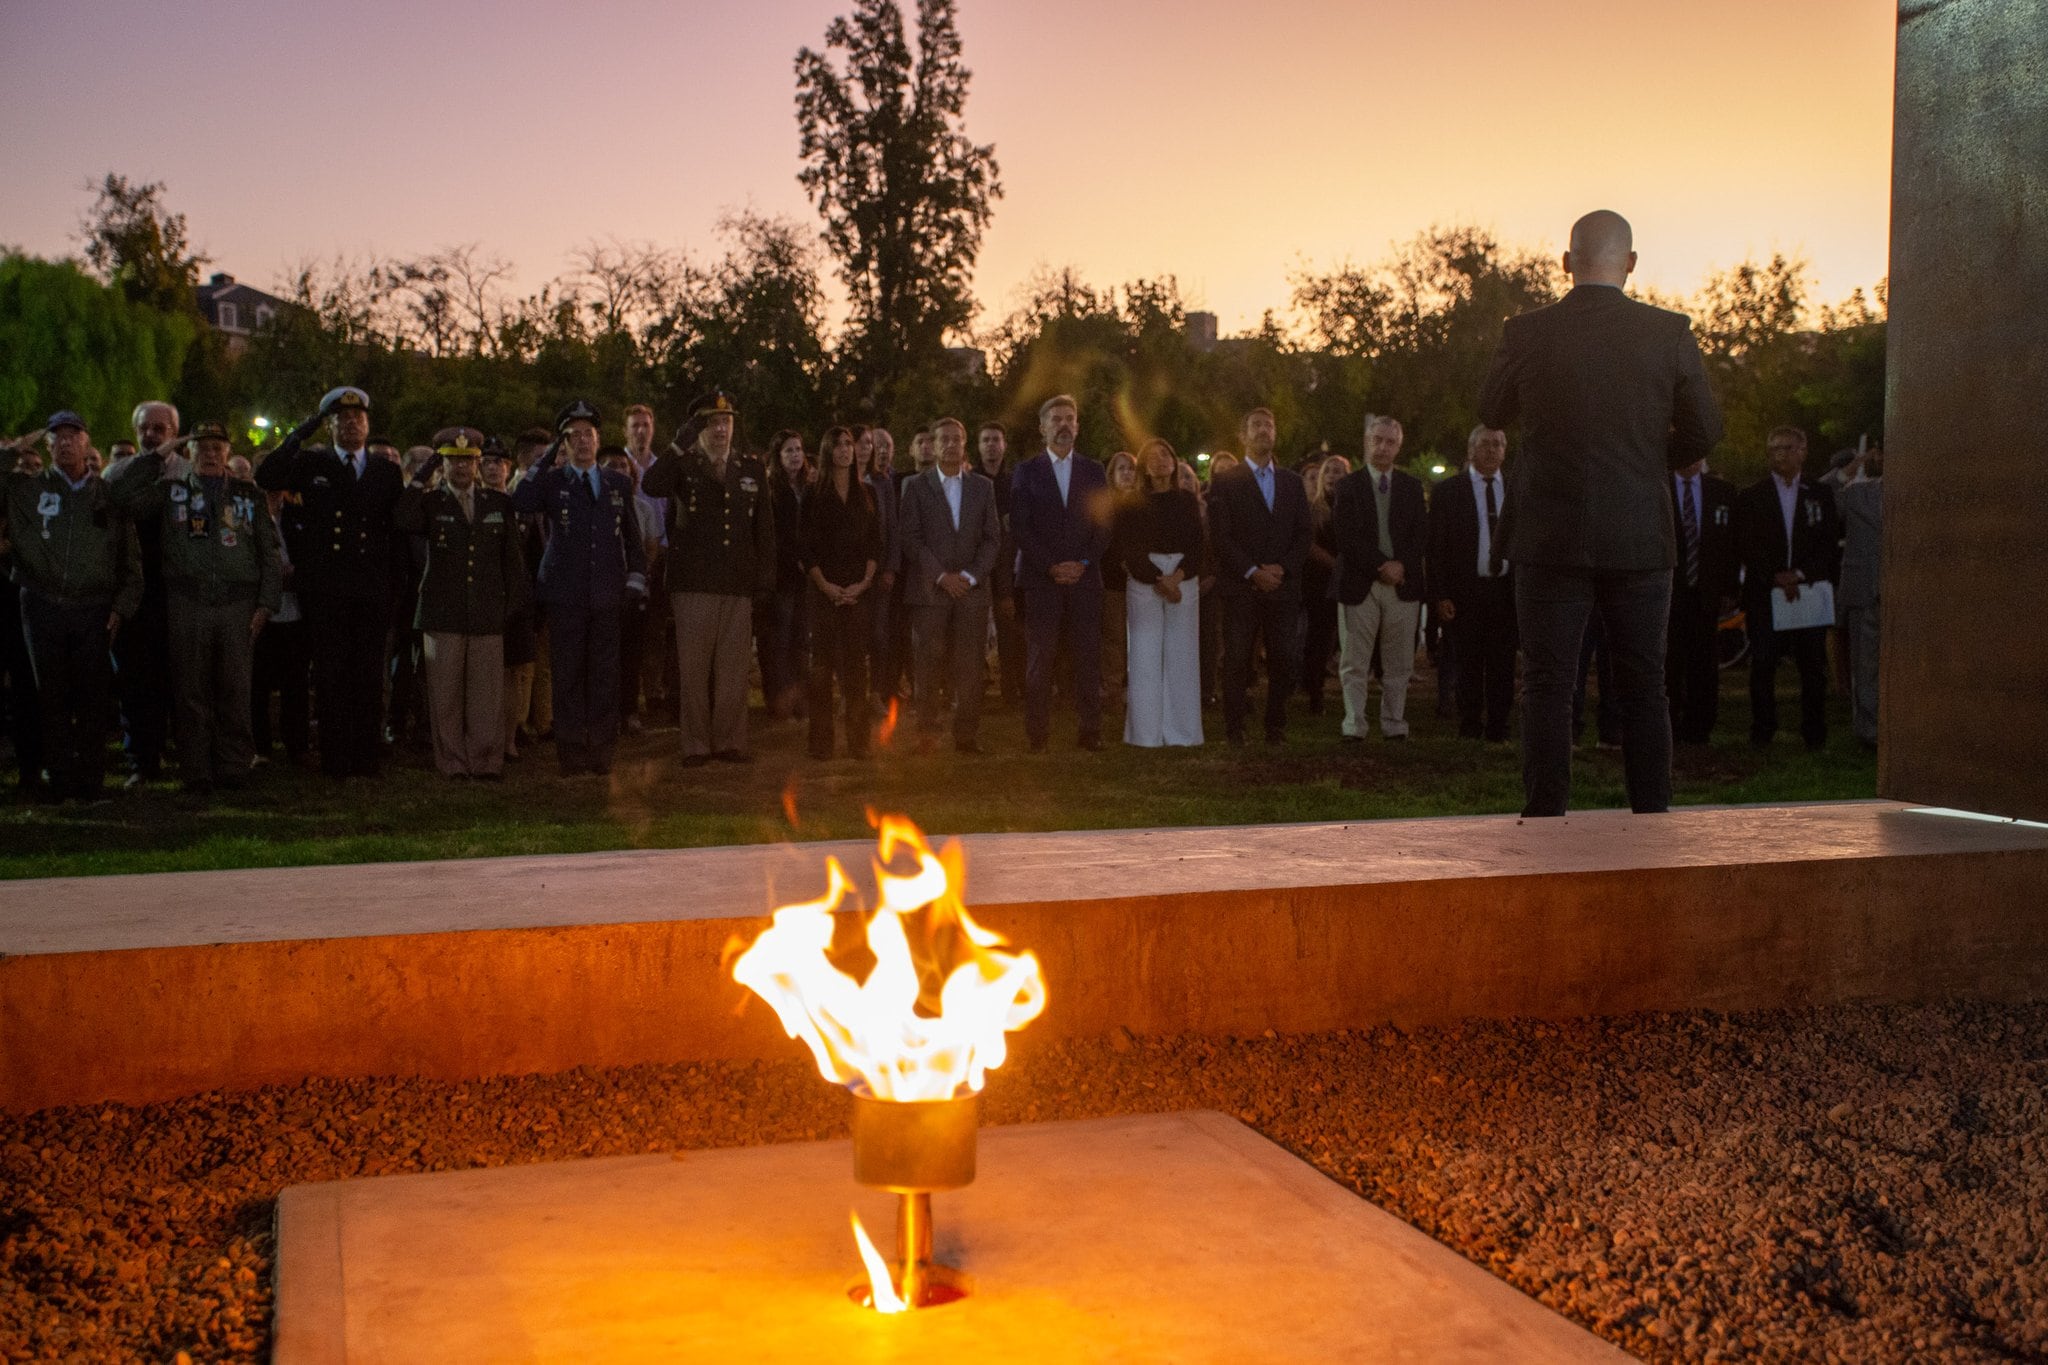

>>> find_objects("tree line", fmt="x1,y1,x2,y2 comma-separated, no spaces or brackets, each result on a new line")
1,0,1883,486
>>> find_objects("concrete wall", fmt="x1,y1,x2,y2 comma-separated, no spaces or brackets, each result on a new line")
1882,0,2048,821
7,805,2047,1112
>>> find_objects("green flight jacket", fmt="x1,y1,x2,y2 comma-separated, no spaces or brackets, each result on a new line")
393,484,530,635
1,446,144,614
641,447,777,597
107,452,283,612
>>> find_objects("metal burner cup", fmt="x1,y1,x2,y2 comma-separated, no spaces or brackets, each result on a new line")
851,1089,979,1191
849,1088,979,1309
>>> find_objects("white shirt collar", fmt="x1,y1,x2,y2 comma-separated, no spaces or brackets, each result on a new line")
1468,465,1499,489
1047,448,1072,464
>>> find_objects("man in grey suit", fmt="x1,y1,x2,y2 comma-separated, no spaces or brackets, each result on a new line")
897,417,1000,753
1478,210,1724,816
1836,451,1883,750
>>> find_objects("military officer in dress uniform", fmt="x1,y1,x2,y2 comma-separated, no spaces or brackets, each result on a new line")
254,386,404,778
509,400,647,776
2,412,144,802
394,428,528,780
642,390,776,767
108,420,283,795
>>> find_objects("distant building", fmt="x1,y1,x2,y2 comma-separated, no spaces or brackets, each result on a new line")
195,272,292,355
945,345,988,381
1185,311,1219,352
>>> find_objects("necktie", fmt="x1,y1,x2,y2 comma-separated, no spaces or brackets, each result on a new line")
1378,473,1390,497
1680,480,1700,588
1257,465,1273,511
1484,477,1503,577
587,471,600,501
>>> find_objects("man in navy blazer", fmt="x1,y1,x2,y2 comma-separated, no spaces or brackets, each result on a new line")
1477,210,1722,816
1329,415,1430,740
1207,408,1312,743
510,400,647,776
1008,394,1111,751
1734,426,1840,751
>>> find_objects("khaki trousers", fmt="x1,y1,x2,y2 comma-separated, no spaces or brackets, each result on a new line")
675,592,752,758
1338,582,1420,738
424,632,505,776
168,593,257,785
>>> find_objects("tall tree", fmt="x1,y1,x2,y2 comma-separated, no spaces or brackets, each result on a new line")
0,252,194,438
76,174,207,316
795,0,1001,410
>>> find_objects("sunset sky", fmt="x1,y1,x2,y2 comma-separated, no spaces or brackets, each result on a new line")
1,0,1895,334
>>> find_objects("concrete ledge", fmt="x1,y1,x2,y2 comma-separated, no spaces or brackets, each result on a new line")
5,801,2047,1111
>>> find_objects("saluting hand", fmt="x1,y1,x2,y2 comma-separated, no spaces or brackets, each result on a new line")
411,454,443,489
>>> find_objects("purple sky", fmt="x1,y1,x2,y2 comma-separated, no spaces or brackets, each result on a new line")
1,0,1895,332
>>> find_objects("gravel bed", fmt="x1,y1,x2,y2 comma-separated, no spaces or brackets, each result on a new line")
3,1000,2045,1363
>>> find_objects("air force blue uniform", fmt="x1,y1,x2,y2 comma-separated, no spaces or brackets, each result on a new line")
511,463,646,774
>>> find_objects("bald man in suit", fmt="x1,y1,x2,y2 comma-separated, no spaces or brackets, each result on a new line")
1478,210,1723,816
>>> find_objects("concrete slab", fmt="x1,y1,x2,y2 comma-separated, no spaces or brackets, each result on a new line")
274,1110,1630,1364
7,802,2048,1110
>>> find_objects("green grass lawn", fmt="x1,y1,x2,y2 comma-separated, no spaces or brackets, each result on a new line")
0,663,1876,880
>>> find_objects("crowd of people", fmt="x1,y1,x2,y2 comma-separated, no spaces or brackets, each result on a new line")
1,375,1882,805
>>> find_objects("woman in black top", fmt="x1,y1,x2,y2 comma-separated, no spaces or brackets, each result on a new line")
797,425,881,759
1301,453,1350,715
1117,439,1207,746
759,430,813,721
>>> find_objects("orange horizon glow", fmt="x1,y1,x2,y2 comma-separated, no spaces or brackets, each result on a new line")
0,0,1894,333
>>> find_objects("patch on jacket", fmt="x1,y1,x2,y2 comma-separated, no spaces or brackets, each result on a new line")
37,491,62,519
738,476,759,494
170,485,190,504
483,511,504,524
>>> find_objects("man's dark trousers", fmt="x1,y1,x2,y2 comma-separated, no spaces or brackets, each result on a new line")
1452,578,1517,741
1666,582,1721,743
1517,565,1672,815
304,590,388,778
1747,618,1828,748
113,597,169,778
21,589,114,798
1221,586,1299,740
550,602,621,774
912,591,989,744
1023,581,1101,745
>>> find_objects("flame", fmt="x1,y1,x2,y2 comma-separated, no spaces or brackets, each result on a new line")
782,779,801,829
878,697,900,746
729,814,1046,1102
850,1212,908,1313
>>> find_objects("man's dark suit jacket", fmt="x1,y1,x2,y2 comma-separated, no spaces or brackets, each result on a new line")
1668,472,1741,610
1329,466,1428,604
1207,462,1312,598
1477,284,1723,571
1734,476,1841,613
253,440,404,604
1425,470,1511,608
1009,451,1110,590
896,467,1000,608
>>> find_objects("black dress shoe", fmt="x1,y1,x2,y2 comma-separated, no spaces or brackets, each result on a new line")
1227,731,1247,746
955,740,984,755
1077,736,1103,752
1028,738,1048,754
680,754,711,768
712,749,753,764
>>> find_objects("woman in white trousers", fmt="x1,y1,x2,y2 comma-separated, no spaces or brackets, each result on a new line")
1120,439,1207,747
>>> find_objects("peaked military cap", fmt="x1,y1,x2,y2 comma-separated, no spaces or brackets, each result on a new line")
556,399,601,433
689,390,737,419
596,444,630,462
191,420,232,443
320,386,371,413
44,410,87,433
431,426,487,458
478,434,508,460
